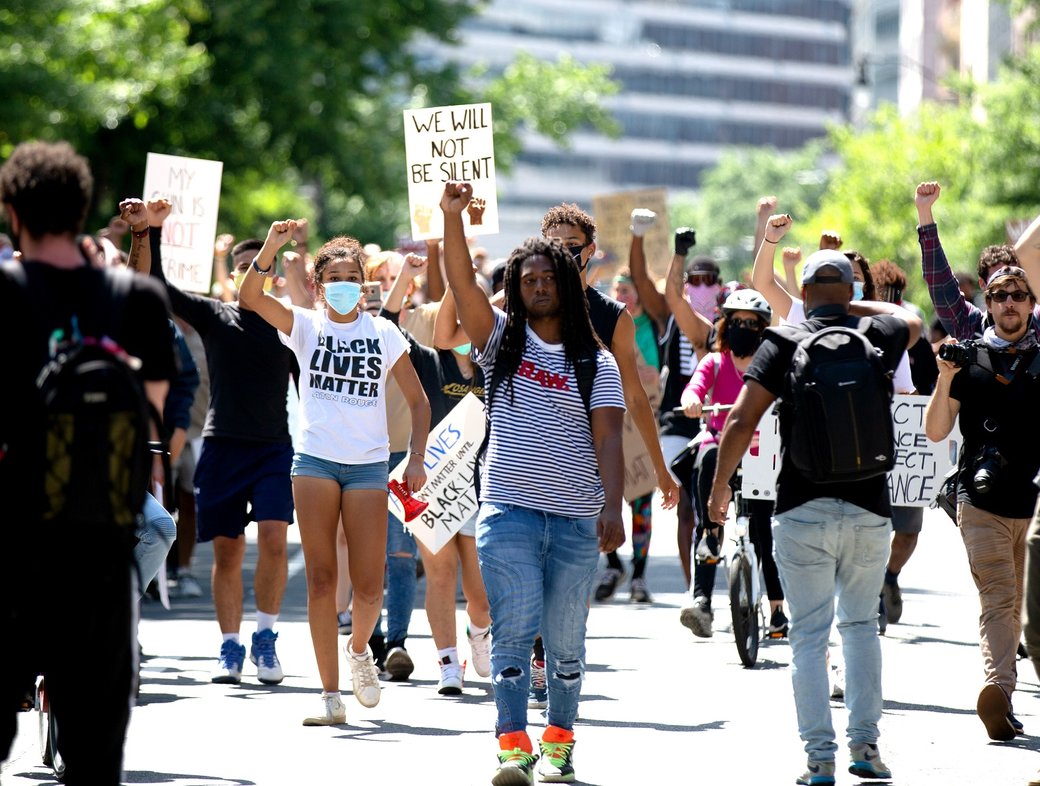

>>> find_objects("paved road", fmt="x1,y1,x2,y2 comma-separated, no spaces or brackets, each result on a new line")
4,505,1040,785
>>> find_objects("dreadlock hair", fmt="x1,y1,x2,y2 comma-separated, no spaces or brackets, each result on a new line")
490,236,604,405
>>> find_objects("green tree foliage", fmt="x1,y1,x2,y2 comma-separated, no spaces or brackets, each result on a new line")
668,143,831,280
0,0,621,250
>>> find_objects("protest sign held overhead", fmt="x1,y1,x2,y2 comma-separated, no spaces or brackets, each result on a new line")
404,102,498,240
143,153,223,294
592,188,670,279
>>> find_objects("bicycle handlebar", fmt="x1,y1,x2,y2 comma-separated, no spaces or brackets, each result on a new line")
671,403,736,415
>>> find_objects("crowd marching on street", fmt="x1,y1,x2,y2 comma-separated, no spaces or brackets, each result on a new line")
5,140,1040,786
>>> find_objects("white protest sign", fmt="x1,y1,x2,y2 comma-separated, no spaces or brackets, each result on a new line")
887,394,961,505
740,395,961,507
143,153,223,293
403,102,498,240
389,393,486,554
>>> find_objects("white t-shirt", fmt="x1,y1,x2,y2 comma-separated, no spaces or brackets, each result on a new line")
474,309,626,519
782,300,914,393
279,306,409,464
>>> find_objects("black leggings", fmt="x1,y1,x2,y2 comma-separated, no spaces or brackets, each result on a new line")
691,445,784,604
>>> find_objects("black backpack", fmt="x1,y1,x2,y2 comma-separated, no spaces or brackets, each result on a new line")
6,262,155,530
784,317,895,483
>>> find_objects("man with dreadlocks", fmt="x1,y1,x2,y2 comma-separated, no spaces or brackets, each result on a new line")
439,182,626,786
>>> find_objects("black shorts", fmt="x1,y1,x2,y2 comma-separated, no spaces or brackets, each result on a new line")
193,437,294,541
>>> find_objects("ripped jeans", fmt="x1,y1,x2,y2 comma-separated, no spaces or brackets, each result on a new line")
476,502,600,735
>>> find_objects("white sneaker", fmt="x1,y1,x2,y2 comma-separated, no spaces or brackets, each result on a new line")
175,570,204,599
302,692,346,726
438,655,464,696
249,629,284,685
467,626,491,678
345,637,381,708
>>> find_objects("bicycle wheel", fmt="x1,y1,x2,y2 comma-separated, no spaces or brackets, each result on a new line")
729,553,760,668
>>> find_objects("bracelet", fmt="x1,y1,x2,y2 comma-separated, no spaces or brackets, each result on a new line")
131,226,149,239
410,451,425,459
763,238,778,244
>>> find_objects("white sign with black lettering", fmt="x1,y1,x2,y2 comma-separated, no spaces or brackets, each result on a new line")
740,395,961,507
389,393,486,554
403,102,498,239
143,152,223,294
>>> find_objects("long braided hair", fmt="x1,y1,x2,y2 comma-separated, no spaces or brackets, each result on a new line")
489,236,604,405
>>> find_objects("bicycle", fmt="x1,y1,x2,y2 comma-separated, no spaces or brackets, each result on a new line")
674,402,776,668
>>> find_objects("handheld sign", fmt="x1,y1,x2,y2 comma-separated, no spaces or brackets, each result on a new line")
740,394,962,507
143,153,223,294
389,393,486,554
592,188,670,278
403,103,498,240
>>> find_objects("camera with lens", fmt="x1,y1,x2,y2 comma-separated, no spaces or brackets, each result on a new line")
938,340,980,368
972,445,1006,494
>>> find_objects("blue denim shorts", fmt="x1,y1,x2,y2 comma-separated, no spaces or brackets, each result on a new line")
290,452,389,492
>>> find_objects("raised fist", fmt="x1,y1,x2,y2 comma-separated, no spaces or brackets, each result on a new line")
215,233,235,258
630,208,656,237
401,252,428,280
118,198,147,232
439,181,473,215
818,230,843,250
757,196,778,219
764,214,792,244
675,228,696,257
916,181,941,208
466,197,487,226
146,198,173,227
781,247,802,267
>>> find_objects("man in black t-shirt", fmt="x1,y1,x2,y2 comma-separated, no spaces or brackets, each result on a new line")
123,197,297,689
0,141,176,786
706,250,920,785
925,265,1040,743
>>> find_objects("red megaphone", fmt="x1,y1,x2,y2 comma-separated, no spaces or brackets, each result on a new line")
388,479,429,523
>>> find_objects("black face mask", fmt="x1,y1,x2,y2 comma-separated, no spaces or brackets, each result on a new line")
569,243,588,271
726,324,762,357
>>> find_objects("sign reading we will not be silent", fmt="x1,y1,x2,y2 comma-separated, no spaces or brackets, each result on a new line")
403,102,498,240
143,153,223,294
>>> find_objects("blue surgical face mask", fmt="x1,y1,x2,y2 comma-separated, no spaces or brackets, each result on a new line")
453,342,472,356
852,281,865,301
324,281,362,315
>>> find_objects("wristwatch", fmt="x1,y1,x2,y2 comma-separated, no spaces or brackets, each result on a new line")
251,257,273,276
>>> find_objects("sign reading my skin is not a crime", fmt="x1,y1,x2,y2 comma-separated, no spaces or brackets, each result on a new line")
143,153,223,294
403,102,498,240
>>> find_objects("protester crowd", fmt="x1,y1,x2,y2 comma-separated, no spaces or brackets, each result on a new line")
4,139,1040,786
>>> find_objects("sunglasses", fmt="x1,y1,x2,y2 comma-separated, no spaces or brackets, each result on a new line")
988,290,1030,303
728,317,763,330
687,273,717,285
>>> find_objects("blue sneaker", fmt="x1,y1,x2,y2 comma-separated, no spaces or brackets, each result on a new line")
250,629,284,685
528,658,548,710
212,640,246,684
848,743,891,779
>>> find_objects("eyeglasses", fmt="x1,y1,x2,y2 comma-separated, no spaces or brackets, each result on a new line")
728,317,763,330
988,290,1030,303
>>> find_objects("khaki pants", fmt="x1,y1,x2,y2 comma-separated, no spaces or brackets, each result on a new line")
1021,497,1040,682
958,502,1029,694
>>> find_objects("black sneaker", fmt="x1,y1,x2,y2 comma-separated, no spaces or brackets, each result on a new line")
594,567,624,602
881,578,903,624
1009,709,1025,735
768,607,789,638
877,593,888,636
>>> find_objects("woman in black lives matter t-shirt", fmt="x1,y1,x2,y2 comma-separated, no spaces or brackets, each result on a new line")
240,221,431,725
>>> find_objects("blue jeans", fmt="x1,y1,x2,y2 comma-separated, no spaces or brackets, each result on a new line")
773,498,891,762
134,492,177,592
476,502,600,735
371,451,417,647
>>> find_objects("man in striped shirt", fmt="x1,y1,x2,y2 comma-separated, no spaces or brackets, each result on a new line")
439,181,626,786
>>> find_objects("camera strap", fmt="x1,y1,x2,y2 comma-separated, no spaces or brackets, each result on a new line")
995,346,1040,385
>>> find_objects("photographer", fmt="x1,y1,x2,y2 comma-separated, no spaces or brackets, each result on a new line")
925,265,1040,743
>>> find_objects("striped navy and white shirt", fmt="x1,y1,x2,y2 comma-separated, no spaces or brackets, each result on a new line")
474,309,626,518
